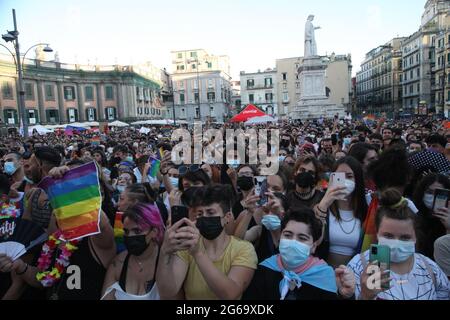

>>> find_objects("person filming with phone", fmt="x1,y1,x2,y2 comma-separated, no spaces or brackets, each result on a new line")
347,188,450,300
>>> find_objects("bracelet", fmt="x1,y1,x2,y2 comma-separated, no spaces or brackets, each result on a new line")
316,205,327,214
16,263,28,275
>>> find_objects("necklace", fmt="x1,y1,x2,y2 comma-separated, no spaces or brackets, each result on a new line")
337,218,357,235
134,256,144,272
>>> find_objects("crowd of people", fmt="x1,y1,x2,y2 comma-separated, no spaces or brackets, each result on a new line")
0,114,449,300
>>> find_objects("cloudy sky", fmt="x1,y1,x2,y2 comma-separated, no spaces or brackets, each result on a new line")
0,0,426,79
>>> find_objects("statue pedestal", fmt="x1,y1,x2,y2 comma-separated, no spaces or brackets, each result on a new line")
292,56,345,120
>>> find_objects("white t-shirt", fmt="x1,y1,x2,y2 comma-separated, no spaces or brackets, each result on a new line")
348,251,450,300
329,210,362,256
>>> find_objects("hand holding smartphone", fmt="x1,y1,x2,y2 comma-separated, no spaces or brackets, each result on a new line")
170,206,189,227
370,244,391,290
254,176,268,206
433,188,449,212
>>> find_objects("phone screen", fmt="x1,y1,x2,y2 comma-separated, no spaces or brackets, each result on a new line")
433,189,450,211
254,176,268,206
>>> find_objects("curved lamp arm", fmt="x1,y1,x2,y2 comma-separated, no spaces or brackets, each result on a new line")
0,43,18,70
21,43,50,66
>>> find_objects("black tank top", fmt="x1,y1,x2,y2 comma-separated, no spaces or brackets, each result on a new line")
47,237,106,300
119,248,160,294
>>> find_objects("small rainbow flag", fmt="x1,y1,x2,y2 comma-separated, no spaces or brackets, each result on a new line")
149,157,161,178
363,114,376,126
91,136,101,146
39,162,102,241
114,211,126,253
359,195,379,253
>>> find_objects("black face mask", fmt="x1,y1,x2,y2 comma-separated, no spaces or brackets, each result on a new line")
237,176,254,191
123,234,149,256
196,216,223,240
295,172,315,188
280,140,290,148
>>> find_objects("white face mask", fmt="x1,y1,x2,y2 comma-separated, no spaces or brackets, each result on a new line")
423,193,434,210
345,179,355,195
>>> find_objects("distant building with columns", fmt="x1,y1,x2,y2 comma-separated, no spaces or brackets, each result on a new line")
0,53,167,126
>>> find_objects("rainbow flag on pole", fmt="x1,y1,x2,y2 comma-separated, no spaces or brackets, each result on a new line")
38,162,102,241
363,114,376,126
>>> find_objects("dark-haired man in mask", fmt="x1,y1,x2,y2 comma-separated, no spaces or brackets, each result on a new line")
287,172,324,211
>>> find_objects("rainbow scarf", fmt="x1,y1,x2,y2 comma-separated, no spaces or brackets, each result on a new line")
359,194,379,252
39,162,102,240
114,211,126,253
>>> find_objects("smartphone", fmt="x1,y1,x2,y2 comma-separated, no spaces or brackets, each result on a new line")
369,244,391,290
329,172,346,188
433,188,450,211
331,134,338,146
170,206,189,227
254,176,268,206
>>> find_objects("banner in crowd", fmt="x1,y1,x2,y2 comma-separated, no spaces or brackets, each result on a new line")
39,162,102,240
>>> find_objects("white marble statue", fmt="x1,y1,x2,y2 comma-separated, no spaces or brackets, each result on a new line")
54,51,60,62
304,15,321,57
34,45,46,61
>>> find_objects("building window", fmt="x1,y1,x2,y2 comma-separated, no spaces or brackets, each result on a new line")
283,83,287,90
105,107,116,120
45,84,55,101
1,81,13,99
247,79,254,88
178,81,184,89
195,107,200,118
28,109,37,124
46,109,58,123
207,62,212,68
296,82,300,88
25,83,34,100
194,92,199,103
180,93,185,104
67,108,78,123
85,86,94,101
105,86,114,100
4,109,17,124
282,73,287,81
86,108,96,121
265,93,273,102
207,92,215,102
64,86,75,100
416,68,420,78
151,108,155,115
192,64,196,69
177,53,182,59
264,78,272,87
417,83,420,92
208,79,213,88
190,52,197,58
283,92,289,102
249,94,254,103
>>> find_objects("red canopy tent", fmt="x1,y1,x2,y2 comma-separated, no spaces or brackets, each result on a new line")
230,104,267,123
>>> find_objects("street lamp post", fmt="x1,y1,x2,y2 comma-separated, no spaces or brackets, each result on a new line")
2,9,53,138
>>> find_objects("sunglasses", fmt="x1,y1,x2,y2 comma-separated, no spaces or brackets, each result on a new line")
178,164,201,176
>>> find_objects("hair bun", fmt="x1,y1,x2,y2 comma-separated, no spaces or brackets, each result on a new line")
379,188,407,209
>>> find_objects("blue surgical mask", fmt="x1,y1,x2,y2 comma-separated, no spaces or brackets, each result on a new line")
378,237,415,263
261,214,281,231
279,155,286,162
4,162,17,176
279,239,311,270
116,185,126,193
228,159,240,169
423,193,434,210
125,156,134,163
169,177,179,188
343,138,352,146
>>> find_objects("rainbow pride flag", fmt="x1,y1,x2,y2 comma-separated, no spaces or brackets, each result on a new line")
91,136,101,146
114,211,126,253
363,114,376,126
149,157,161,178
38,162,102,241
359,195,379,253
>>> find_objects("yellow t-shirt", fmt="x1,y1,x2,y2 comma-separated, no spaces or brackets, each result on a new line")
177,236,258,300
